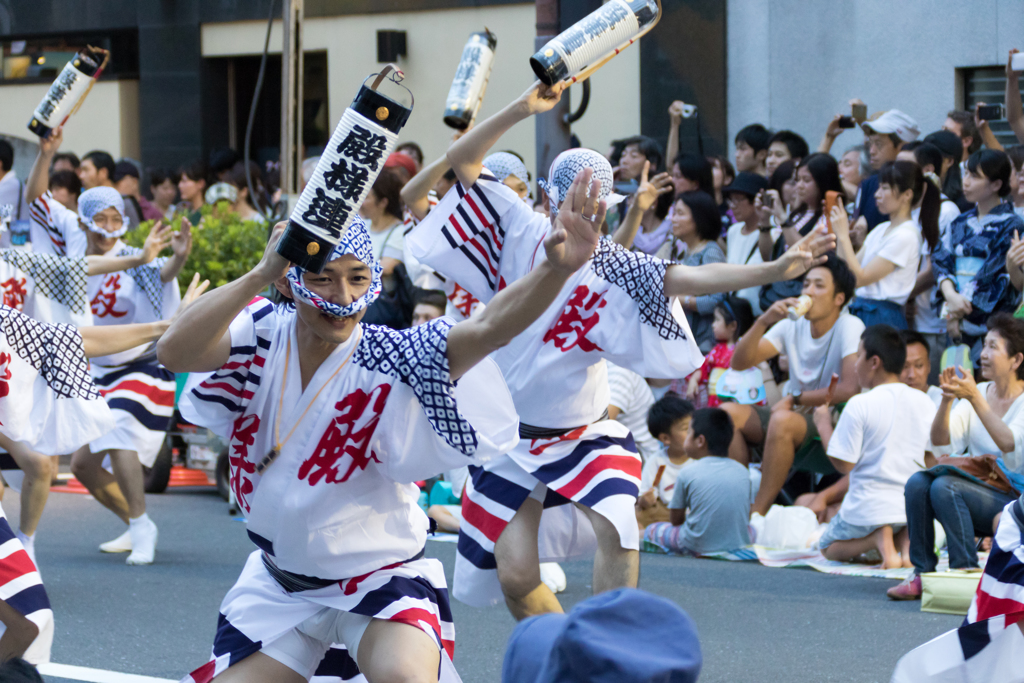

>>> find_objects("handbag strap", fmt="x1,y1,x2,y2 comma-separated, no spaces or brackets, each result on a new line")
378,220,402,258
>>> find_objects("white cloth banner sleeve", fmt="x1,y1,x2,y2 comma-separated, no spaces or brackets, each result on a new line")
0,306,114,455
179,299,277,437
375,356,519,484
407,173,547,304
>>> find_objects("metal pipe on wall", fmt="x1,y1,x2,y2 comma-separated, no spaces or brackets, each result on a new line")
280,0,305,204
534,0,572,188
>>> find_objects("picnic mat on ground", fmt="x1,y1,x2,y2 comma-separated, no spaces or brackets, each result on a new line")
642,522,975,579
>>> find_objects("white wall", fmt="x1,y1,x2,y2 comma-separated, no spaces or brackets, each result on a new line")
727,0,1024,158
0,80,140,163
201,3,641,179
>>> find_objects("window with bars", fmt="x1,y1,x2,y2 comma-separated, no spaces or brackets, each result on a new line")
962,66,1024,148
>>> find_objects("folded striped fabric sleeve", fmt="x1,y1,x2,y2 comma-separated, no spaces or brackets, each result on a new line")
179,297,276,437
28,190,88,258
406,172,548,305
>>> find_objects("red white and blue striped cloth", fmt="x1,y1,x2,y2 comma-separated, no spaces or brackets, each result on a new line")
891,495,1024,681
454,421,640,607
182,550,459,683
89,358,175,467
28,190,88,258
0,504,53,664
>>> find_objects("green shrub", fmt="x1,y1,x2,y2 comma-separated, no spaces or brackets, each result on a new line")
125,205,269,289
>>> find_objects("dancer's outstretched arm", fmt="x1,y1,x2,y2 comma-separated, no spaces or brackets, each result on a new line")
448,81,566,189
447,169,604,380
81,274,208,358
664,228,835,298
84,222,172,276
401,128,469,220
157,226,290,373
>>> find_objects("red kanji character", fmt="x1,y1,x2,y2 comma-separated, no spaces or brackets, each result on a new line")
90,274,128,318
229,414,261,513
448,283,480,319
542,285,608,353
1,277,27,310
298,384,391,486
0,352,11,399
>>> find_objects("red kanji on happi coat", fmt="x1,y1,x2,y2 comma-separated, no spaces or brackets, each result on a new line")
90,274,128,318
1,277,27,310
229,414,261,513
543,285,608,353
447,283,480,319
298,384,391,486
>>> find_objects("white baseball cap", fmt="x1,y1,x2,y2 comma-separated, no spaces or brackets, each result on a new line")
861,109,920,143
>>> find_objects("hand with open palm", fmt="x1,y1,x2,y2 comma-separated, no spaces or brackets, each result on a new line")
544,168,606,275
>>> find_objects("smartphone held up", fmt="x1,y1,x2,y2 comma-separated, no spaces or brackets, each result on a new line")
977,103,1004,121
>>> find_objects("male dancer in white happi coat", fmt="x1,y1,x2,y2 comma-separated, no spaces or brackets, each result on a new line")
159,164,608,683
408,80,836,619
25,129,191,565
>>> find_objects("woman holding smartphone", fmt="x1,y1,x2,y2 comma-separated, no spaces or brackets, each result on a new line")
757,154,844,310
830,160,940,329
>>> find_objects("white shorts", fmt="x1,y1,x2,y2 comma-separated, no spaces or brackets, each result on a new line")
262,609,371,679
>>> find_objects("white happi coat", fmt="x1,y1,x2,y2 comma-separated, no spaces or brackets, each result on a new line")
0,304,114,455
408,172,703,429
180,298,519,580
408,171,704,606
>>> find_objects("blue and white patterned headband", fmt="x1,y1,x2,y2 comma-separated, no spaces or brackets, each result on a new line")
285,216,383,318
537,148,625,218
483,152,529,185
78,187,129,238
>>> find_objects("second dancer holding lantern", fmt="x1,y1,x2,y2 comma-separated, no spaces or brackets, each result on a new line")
408,80,837,619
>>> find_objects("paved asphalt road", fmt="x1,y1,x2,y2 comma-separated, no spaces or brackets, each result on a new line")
2,486,960,683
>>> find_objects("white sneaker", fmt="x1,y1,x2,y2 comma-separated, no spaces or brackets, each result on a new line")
126,518,157,565
99,529,132,553
540,562,567,594
16,531,36,568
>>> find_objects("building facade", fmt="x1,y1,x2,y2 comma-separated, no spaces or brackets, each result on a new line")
0,0,727,182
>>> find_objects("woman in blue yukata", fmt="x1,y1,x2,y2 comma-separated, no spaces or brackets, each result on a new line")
933,149,1024,358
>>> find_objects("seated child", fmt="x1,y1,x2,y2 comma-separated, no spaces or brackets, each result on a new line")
814,325,937,568
649,408,752,555
635,394,695,529
686,295,755,407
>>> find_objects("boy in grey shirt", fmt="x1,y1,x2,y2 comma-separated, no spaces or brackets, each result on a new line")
668,408,752,554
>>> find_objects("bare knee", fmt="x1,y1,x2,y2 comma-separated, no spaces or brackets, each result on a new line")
496,552,541,598
363,662,437,683
766,410,805,442
17,451,51,481
70,454,92,480
494,500,543,597
359,620,440,683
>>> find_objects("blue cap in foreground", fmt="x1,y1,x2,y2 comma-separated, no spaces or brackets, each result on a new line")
502,588,702,683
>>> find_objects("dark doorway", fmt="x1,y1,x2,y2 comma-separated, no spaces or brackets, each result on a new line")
202,51,329,166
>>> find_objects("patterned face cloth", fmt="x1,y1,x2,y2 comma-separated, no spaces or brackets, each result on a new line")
78,187,129,238
537,148,625,218
285,216,383,318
